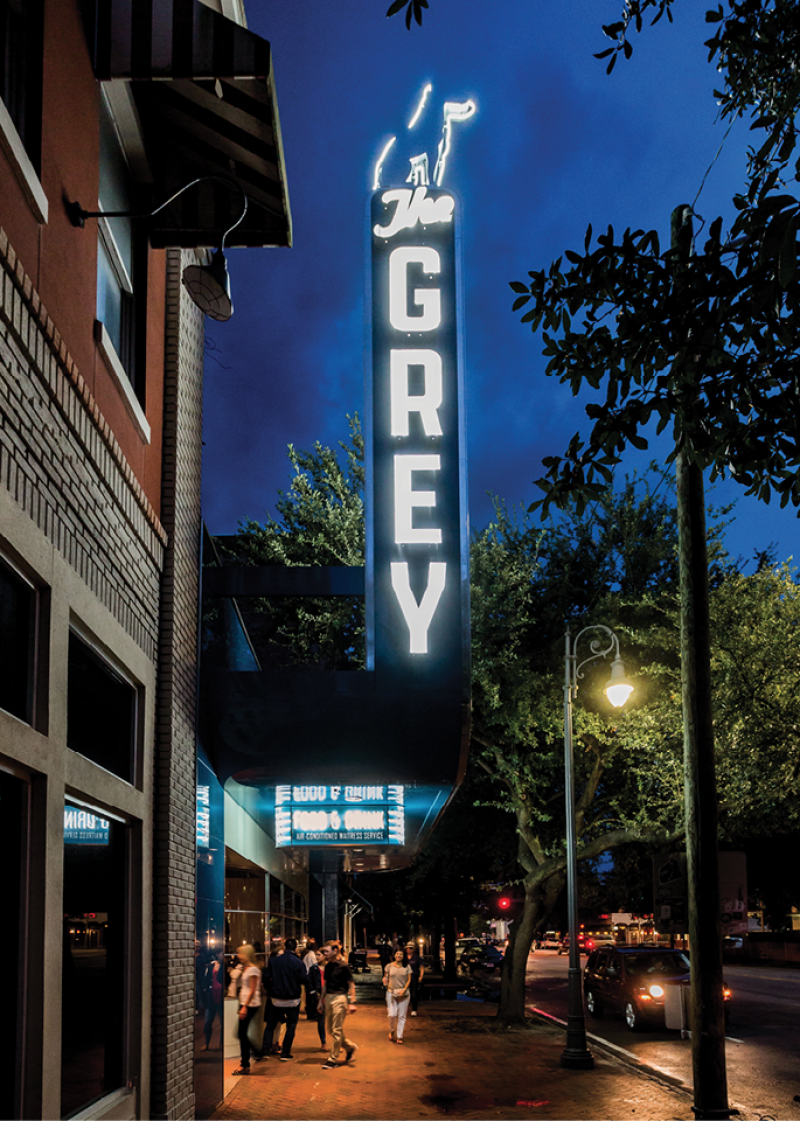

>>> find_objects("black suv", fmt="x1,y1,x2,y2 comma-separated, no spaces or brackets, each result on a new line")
583,946,731,1031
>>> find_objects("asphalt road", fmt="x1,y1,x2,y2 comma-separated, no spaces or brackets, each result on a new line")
524,950,800,1121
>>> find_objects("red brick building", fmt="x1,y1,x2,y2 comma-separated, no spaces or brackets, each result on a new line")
0,1,290,1117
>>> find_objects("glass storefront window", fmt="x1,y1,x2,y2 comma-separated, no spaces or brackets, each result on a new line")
67,631,136,783
0,555,35,723
61,804,127,1119
0,768,26,1119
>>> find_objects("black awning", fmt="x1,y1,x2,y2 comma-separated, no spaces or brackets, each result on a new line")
93,0,291,248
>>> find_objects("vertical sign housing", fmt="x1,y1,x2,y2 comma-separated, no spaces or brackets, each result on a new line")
370,186,468,691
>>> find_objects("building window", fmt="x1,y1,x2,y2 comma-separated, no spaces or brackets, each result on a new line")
96,96,145,396
62,804,128,1119
67,630,136,784
0,767,28,1120
0,0,43,172
0,554,36,724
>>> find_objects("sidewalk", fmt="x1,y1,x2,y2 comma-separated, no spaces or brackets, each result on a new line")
211,962,697,1121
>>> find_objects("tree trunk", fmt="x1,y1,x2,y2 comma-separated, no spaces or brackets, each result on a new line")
495,875,564,1025
443,913,458,983
677,451,729,1118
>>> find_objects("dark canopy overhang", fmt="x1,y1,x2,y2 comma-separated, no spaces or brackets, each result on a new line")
92,0,291,248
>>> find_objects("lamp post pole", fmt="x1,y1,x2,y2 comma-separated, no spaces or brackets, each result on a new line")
560,625,632,1071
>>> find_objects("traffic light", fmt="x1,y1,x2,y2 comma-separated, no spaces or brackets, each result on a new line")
490,892,522,919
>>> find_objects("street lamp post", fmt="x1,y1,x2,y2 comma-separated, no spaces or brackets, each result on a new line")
560,625,633,1071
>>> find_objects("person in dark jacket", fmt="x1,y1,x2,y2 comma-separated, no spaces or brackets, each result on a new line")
259,938,308,1061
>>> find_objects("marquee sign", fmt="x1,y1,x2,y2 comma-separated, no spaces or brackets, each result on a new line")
370,185,468,677
275,784,405,846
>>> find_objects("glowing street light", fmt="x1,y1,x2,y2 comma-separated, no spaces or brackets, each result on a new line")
561,625,633,1070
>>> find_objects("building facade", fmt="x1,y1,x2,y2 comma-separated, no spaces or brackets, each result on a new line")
1,1,291,1118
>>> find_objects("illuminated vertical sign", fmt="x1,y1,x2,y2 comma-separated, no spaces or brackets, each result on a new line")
370,186,467,678
196,785,210,848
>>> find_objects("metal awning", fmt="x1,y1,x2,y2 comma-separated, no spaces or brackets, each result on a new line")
92,0,291,248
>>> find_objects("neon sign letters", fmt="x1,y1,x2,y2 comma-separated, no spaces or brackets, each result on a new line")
371,185,465,663
372,84,475,190
275,784,405,846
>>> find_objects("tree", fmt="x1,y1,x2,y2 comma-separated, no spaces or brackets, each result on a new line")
630,561,800,839
470,479,689,1024
220,414,366,670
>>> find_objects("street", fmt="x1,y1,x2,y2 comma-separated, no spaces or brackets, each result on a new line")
525,950,800,1121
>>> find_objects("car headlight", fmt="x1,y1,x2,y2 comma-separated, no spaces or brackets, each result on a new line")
648,984,665,998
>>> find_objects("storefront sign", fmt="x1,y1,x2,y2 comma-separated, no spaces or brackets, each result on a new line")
370,185,467,671
275,784,405,846
196,785,210,848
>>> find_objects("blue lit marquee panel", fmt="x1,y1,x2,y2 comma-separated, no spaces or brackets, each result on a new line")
370,186,469,686
275,784,405,847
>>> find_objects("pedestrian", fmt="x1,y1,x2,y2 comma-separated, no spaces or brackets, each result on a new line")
319,941,359,1069
233,944,262,1075
383,946,411,1043
305,949,327,1050
405,941,425,1016
260,937,307,1061
303,938,318,972
201,949,224,1050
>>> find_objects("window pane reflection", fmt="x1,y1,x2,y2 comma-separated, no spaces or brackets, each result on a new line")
61,806,127,1119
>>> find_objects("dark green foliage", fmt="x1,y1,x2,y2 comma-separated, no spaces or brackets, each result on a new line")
385,0,429,28
219,415,366,670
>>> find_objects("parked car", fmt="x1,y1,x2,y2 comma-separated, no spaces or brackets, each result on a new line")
536,931,562,949
583,946,732,1032
722,936,744,951
591,935,616,950
558,933,593,955
459,944,505,973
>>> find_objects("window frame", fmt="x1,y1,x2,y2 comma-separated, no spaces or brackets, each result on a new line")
94,90,148,407
0,547,48,730
61,795,134,1119
66,624,141,788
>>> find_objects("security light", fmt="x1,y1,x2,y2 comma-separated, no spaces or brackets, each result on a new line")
66,176,247,322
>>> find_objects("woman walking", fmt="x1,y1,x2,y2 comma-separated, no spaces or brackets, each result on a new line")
383,947,411,1043
233,944,262,1075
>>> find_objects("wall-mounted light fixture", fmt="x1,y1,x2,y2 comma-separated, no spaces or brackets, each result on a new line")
66,176,248,322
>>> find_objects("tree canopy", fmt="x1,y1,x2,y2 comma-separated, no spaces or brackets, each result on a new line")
227,423,800,1018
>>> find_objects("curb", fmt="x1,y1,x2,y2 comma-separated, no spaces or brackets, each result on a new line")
527,1005,693,1093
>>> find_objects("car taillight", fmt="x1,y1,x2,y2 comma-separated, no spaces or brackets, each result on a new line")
723,987,732,1001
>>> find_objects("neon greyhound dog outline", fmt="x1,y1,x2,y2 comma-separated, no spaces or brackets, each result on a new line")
373,84,476,191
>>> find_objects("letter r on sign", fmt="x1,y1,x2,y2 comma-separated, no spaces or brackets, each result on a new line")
390,350,443,437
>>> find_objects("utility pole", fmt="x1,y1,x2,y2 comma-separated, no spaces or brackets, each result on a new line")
672,204,730,1120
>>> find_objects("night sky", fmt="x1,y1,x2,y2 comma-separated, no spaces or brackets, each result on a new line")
201,0,799,570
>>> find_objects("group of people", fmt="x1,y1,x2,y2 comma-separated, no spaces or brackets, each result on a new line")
231,937,426,1073
232,938,358,1075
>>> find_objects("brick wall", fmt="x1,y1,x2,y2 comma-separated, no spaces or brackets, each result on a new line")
150,248,205,1120
0,226,166,655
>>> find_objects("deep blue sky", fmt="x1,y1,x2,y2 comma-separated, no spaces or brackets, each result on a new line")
202,0,799,570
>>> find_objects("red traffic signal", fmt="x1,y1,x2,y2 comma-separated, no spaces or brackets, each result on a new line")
498,897,511,910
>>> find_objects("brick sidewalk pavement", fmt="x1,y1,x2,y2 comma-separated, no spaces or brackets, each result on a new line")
211,979,697,1121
